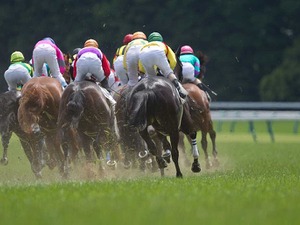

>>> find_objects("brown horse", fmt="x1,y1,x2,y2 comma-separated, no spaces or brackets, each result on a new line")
180,83,219,169
63,53,72,84
57,81,120,178
18,77,65,177
0,90,37,170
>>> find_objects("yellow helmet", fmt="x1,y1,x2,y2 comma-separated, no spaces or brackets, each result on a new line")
84,39,99,48
10,51,25,63
132,31,147,40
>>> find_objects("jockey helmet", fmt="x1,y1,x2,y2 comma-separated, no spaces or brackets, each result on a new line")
84,39,99,48
43,37,55,44
123,33,133,44
72,48,81,55
10,51,25,63
132,31,147,40
180,45,194,54
148,32,163,42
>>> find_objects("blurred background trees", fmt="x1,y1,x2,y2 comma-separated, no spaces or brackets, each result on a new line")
1,0,299,101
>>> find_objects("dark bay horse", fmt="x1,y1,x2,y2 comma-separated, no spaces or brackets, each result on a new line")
126,76,184,177
18,77,65,177
113,85,156,171
0,90,37,170
57,81,120,178
180,83,219,169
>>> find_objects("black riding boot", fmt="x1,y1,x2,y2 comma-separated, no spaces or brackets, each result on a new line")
196,83,211,102
100,78,110,92
172,79,187,99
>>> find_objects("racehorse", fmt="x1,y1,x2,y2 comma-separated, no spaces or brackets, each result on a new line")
57,81,120,178
63,53,72,84
18,77,65,177
126,76,184,178
181,83,219,169
0,90,38,171
113,85,157,171
174,46,218,170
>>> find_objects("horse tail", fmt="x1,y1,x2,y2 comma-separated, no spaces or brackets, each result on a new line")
127,90,153,131
66,90,85,129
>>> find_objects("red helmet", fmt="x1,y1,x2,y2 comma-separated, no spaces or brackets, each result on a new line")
123,34,133,45
181,45,194,54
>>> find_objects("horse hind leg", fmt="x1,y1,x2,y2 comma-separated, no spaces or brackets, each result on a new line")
168,131,183,178
209,129,219,167
189,132,201,173
201,131,213,169
1,131,12,165
139,129,167,177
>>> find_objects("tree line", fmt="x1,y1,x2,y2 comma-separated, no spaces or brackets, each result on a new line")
1,0,299,101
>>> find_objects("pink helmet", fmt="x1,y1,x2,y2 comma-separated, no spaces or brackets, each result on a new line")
181,45,194,54
123,34,133,45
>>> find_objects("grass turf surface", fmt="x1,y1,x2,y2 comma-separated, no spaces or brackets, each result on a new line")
0,121,299,225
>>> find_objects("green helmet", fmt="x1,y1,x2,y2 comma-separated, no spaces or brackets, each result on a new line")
148,32,163,42
10,51,25,63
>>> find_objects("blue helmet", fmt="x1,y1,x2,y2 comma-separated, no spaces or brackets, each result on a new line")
43,37,55,44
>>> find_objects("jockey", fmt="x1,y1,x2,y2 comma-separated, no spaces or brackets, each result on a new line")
73,39,111,89
68,47,81,82
139,32,187,99
113,33,133,85
179,45,211,101
4,51,33,91
108,68,121,92
32,37,68,88
123,31,148,86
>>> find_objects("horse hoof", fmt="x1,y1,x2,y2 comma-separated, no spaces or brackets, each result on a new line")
107,160,117,169
35,172,43,179
0,157,8,166
213,159,220,167
206,161,213,169
191,162,201,173
123,161,132,169
47,159,56,170
162,151,171,163
138,150,149,159
176,172,183,178
158,159,168,169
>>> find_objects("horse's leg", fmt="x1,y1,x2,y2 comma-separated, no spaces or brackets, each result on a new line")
180,133,191,167
189,131,201,173
92,137,106,172
31,134,45,179
46,133,64,175
209,126,219,167
169,131,183,178
60,128,73,179
81,136,94,163
1,131,12,165
139,129,167,177
19,139,33,164
201,130,211,169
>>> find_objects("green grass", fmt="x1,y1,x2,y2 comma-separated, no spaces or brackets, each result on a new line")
0,121,300,225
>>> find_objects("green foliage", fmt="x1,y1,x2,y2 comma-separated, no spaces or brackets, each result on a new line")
1,0,300,101
260,37,300,101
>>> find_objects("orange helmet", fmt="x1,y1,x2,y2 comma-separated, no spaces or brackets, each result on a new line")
84,39,99,48
132,31,146,40
123,34,133,44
